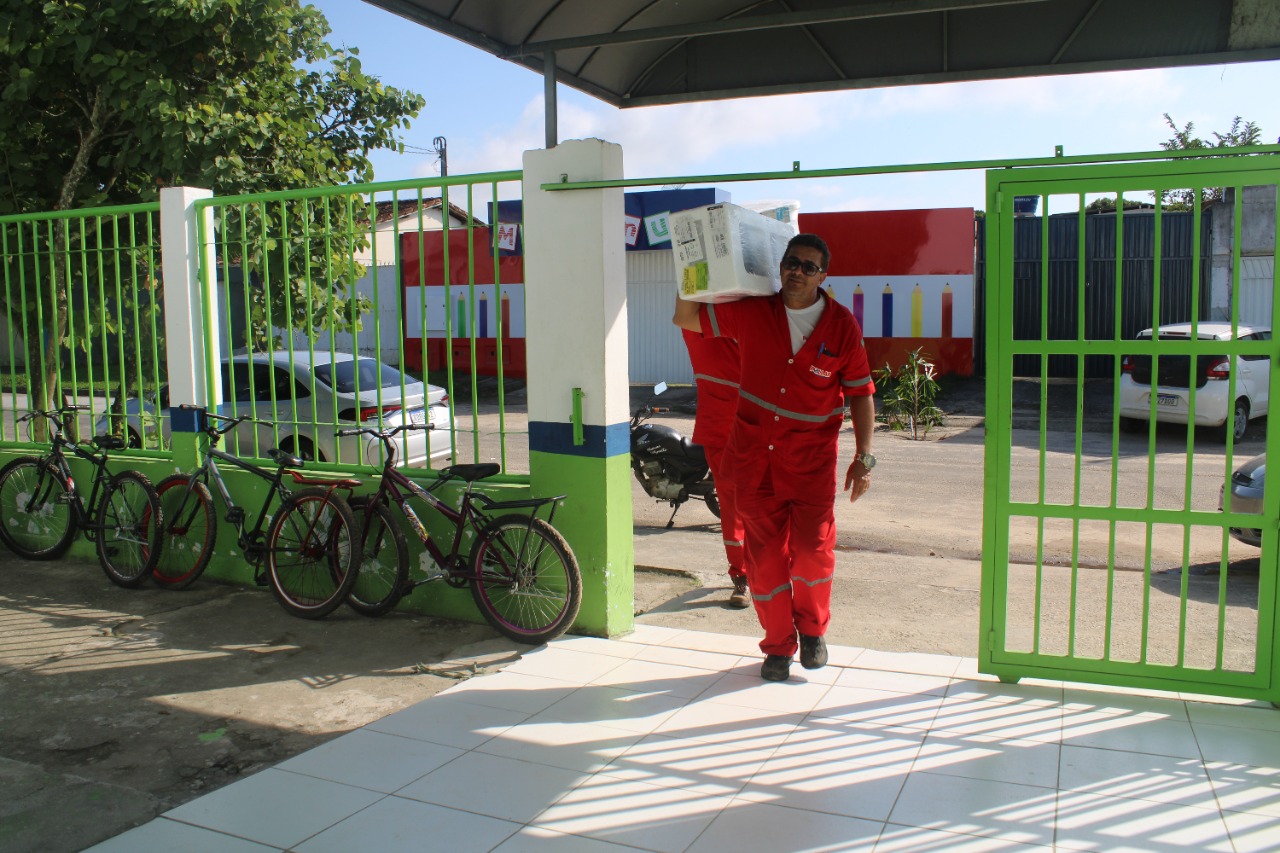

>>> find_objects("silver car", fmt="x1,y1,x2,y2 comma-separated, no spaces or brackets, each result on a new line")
99,351,454,467
1219,453,1265,547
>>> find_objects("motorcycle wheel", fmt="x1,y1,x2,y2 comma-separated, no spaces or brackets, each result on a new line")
706,491,721,519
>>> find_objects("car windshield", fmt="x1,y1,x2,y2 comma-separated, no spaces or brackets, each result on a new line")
313,359,415,393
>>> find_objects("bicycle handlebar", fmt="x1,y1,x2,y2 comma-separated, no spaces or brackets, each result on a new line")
176,403,273,434
335,422,435,440
18,405,88,438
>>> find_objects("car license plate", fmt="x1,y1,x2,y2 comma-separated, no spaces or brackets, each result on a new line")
1156,394,1180,408
409,408,426,424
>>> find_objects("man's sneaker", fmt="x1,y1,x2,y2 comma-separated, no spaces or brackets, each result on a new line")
799,634,828,670
761,655,792,682
729,576,751,609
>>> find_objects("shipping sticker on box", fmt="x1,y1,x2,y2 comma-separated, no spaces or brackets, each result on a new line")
681,263,709,296
673,217,706,265
645,211,672,245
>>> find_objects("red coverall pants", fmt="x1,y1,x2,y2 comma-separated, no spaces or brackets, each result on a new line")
702,445,745,577
735,466,836,658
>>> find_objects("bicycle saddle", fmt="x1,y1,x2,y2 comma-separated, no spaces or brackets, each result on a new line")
441,463,501,482
268,448,306,468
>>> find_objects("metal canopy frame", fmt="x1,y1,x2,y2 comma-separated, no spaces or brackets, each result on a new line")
365,0,1280,144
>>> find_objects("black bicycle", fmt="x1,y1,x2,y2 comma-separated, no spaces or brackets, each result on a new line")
151,406,362,619
339,423,582,644
0,406,163,587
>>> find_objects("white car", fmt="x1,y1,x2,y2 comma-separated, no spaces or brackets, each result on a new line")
1118,322,1270,443
99,351,454,467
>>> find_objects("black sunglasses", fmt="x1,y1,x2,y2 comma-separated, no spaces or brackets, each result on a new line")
781,255,824,276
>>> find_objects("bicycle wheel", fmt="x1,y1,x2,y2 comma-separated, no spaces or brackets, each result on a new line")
266,487,359,619
0,456,78,559
346,496,409,617
151,475,216,590
96,471,163,588
468,514,582,644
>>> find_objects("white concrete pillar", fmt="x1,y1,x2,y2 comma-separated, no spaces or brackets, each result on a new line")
159,187,220,434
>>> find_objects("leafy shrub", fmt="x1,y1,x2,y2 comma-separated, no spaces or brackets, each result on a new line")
875,349,945,439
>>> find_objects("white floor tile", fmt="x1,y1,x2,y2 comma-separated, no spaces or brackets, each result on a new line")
811,683,946,730
1059,713,1201,759
599,732,777,796
503,646,628,684
531,684,686,733
396,751,588,822
738,750,911,822
493,825,644,852
548,635,644,659
162,768,383,849
653,695,805,747
1196,721,1280,769
777,717,926,772
836,667,952,696
695,671,832,713
83,818,277,852
874,824,1054,852
1221,808,1280,853
660,629,762,656
476,718,645,773
276,729,463,793
532,775,732,853
889,772,1057,845
1054,789,1235,852
1187,700,1280,732
590,657,727,698
688,799,881,852
931,693,1064,743
629,642,745,671
437,670,581,715
1059,744,1216,808
364,692,531,749
914,733,1061,789
1205,761,1280,817
621,623,688,645
293,794,520,853
853,648,962,678
1062,689,1190,721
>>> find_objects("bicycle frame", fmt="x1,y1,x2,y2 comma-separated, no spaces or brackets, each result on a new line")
168,446,294,565
21,412,121,536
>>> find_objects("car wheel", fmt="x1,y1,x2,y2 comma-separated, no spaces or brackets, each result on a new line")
283,437,326,463
1212,398,1249,444
126,428,142,448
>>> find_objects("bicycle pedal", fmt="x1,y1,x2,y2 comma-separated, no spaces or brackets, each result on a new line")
225,508,245,524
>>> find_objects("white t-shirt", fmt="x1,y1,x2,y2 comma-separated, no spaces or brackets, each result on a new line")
786,297,825,355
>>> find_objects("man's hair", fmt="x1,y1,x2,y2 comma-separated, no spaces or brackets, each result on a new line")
786,233,830,271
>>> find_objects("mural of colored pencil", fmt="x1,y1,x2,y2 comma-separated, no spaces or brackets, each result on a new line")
479,291,489,338
501,291,511,338
456,293,467,335
910,283,923,337
852,285,864,329
942,283,953,338
881,283,893,337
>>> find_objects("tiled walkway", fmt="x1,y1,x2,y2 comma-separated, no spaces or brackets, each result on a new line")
87,625,1280,852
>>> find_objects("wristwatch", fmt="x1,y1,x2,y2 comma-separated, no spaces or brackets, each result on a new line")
855,452,876,470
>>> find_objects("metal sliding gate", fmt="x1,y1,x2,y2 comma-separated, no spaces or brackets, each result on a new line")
980,155,1280,701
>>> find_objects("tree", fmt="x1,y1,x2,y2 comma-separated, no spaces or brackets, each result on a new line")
0,0,424,422
1157,113,1263,209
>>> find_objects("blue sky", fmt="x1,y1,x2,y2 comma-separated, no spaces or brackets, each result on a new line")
312,0,1279,215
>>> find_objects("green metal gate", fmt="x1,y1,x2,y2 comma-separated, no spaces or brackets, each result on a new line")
981,155,1280,702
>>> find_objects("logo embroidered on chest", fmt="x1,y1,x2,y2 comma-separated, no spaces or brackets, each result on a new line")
810,365,833,378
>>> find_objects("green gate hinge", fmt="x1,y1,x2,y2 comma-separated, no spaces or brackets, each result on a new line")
571,387,585,446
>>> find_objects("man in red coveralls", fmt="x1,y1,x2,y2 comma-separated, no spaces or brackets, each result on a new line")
680,330,750,608
674,233,875,682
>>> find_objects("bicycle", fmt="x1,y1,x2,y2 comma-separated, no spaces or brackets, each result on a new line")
151,405,362,619
0,406,163,587
339,422,582,644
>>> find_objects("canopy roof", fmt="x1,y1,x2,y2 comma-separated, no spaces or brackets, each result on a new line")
365,0,1280,108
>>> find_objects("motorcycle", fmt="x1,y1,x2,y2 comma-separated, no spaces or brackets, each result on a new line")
630,382,720,528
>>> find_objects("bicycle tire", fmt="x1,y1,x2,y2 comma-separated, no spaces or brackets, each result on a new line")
347,496,409,617
468,514,582,645
0,456,78,559
96,471,163,588
151,475,216,590
266,487,359,619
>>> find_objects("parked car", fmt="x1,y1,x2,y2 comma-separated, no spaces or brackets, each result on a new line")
97,351,454,467
1118,322,1271,443
1219,453,1265,547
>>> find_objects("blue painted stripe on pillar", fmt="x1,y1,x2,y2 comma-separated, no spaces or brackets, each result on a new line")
530,421,630,458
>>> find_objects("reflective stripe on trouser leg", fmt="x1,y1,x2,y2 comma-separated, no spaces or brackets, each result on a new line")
705,444,746,576
738,483,837,658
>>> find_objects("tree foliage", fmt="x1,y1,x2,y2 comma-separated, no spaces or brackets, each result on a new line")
1157,113,1264,209
0,0,424,417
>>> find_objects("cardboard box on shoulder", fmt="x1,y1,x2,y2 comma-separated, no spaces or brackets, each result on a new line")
671,203,794,303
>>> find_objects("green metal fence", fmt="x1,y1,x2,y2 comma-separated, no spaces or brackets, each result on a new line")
0,204,165,449
981,155,1280,702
